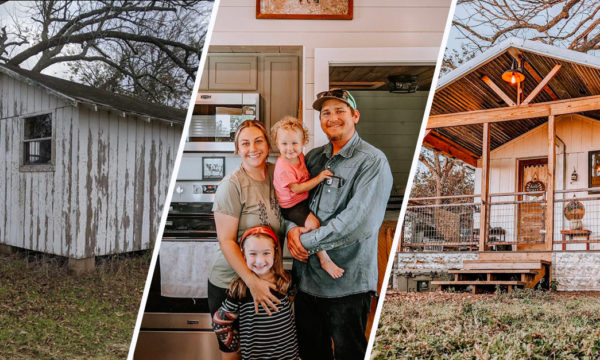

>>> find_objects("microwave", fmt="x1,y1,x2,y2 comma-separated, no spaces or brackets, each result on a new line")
185,92,260,152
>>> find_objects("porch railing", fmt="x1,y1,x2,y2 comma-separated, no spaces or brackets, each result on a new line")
400,195,480,251
401,188,600,252
487,191,546,249
553,188,600,251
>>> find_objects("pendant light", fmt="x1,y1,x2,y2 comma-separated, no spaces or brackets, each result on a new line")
502,58,525,85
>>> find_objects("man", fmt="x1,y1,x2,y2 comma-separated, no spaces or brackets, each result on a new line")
287,89,393,360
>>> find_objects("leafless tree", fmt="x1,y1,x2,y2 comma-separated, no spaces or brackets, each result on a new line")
445,0,600,71
0,1,213,107
412,148,474,203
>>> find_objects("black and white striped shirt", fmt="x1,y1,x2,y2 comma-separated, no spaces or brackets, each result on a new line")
221,292,299,360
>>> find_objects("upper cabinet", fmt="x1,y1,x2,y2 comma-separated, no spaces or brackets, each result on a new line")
208,56,258,90
199,53,300,130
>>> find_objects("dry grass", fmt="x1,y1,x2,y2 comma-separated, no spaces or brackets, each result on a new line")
0,250,151,359
372,290,600,359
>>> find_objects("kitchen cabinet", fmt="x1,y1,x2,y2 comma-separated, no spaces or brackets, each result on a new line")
263,56,299,130
200,53,300,131
208,55,258,90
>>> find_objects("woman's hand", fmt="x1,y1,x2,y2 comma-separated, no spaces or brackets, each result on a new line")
247,276,281,315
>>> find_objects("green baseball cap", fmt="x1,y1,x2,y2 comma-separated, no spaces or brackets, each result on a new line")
312,89,357,111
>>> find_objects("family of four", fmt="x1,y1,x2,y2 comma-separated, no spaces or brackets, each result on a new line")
207,90,393,360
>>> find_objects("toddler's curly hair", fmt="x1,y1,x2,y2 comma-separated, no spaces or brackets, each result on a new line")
271,116,309,150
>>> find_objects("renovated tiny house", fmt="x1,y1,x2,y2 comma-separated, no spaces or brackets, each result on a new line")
398,38,600,291
0,64,184,271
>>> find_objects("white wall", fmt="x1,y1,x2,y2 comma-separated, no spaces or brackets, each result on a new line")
473,115,600,241
212,0,451,148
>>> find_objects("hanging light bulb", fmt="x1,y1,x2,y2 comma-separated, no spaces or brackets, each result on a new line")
502,58,525,85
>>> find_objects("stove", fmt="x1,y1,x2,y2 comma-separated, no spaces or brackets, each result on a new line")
134,181,221,359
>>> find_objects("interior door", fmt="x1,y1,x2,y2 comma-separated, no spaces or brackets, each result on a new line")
517,158,547,250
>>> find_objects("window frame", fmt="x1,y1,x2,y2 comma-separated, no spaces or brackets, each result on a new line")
20,111,55,172
589,150,600,194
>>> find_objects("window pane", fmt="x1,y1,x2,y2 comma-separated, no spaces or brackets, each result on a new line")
24,114,52,140
24,139,51,164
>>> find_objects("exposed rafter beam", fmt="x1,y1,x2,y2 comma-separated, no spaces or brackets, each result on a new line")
508,47,559,101
481,75,516,106
427,94,600,129
522,64,562,105
423,131,478,167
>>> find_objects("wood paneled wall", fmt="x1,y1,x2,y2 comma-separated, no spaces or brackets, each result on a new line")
211,0,451,149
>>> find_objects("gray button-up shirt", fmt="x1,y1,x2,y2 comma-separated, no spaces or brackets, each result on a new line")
293,132,393,298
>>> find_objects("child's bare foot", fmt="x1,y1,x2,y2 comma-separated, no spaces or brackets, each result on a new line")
320,259,344,279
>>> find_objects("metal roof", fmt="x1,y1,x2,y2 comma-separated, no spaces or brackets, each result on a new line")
430,38,600,156
0,64,186,124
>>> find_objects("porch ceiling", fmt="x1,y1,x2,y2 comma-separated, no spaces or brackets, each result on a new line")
430,42,600,156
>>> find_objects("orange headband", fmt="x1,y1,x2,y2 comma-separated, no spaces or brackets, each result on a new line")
240,226,278,248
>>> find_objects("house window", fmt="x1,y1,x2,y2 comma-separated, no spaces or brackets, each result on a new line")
589,150,600,192
23,113,52,165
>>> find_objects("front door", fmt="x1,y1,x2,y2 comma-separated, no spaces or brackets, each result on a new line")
517,158,548,250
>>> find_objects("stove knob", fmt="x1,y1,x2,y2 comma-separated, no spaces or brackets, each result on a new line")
175,185,184,194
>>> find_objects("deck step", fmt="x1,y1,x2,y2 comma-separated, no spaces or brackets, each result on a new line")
448,269,538,274
463,260,546,270
432,280,526,286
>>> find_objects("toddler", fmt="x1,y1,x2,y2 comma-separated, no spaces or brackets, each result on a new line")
212,226,299,360
271,116,344,279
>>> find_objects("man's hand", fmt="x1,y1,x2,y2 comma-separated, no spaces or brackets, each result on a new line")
247,277,281,315
287,226,308,262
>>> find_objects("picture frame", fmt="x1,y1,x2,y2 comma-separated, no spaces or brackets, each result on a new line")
202,156,225,180
256,0,353,20
588,150,600,193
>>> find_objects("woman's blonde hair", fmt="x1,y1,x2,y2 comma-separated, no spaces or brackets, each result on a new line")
227,233,291,299
271,116,309,150
233,120,272,154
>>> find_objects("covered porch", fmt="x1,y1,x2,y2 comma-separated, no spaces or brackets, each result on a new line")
401,39,600,291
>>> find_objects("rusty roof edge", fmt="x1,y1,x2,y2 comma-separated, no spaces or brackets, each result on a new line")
437,37,600,91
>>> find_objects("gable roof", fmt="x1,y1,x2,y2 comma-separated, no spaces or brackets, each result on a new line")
429,37,600,156
0,64,186,124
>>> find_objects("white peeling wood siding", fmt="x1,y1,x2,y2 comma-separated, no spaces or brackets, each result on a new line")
1,72,182,258
75,107,181,258
0,72,78,257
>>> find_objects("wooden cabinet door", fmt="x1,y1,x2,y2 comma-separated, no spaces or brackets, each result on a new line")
263,56,299,130
208,56,258,90
199,59,209,91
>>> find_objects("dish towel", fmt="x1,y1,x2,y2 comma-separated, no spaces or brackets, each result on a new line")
160,241,220,298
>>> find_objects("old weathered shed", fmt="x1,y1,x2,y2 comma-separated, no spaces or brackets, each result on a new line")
0,64,184,270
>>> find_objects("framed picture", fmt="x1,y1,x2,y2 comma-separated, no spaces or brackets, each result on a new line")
256,0,353,20
589,150,600,193
202,157,225,180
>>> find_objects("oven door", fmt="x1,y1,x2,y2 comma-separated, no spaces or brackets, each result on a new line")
135,313,220,360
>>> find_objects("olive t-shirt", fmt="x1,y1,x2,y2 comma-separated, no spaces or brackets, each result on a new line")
209,163,283,288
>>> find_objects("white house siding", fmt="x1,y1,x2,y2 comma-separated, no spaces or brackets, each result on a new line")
211,0,450,149
75,107,181,258
0,72,78,257
474,115,600,242
0,72,182,259
354,91,428,195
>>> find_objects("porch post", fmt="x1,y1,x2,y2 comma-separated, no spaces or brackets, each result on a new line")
546,115,556,250
479,123,490,251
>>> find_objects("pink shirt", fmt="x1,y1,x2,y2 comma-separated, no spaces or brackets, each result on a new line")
273,153,310,208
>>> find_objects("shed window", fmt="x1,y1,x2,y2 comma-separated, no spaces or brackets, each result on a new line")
23,113,52,165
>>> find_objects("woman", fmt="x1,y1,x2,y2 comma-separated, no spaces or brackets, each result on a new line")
208,120,285,360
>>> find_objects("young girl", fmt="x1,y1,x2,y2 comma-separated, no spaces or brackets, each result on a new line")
212,226,299,360
271,116,344,279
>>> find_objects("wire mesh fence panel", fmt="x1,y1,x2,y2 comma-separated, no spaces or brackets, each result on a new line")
401,195,480,252
554,188,600,251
